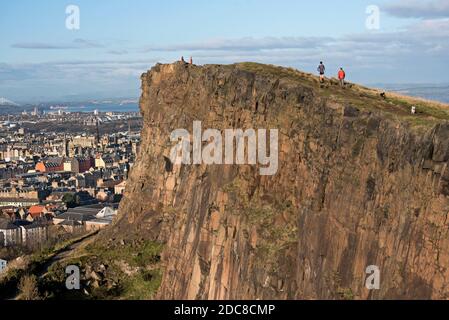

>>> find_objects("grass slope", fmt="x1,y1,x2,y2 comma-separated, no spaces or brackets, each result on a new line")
235,62,449,129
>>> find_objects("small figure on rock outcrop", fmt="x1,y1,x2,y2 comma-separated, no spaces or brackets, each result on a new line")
181,56,186,63
317,61,326,83
338,67,346,87
189,56,193,64
380,92,386,99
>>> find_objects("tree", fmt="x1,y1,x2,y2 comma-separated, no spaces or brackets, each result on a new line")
62,193,77,208
19,275,40,300
113,194,123,203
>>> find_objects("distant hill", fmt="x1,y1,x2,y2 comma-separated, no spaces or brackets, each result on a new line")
0,97,20,107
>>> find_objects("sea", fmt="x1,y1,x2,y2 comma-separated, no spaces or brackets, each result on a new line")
374,84,449,104
51,103,139,113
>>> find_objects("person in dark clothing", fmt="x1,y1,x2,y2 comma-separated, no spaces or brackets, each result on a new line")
317,61,325,83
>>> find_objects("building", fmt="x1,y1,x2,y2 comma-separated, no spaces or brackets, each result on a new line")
114,181,127,195
17,221,48,246
63,158,78,172
71,136,96,148
0,218,48,247
0,259,7,273
63,157,94,174
95,155,113,169
35,158,64,173
84,218,110,231
0,219,22,246
53,208,96,225
58,220,84,233
1,206,19,220
77,156,94,173
27,205,47,221
0,188,42,200
85,206,117,231
54,204,117,231
0,198,40,208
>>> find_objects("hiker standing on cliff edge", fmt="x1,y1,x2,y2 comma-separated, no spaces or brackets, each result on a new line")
317,61,325,83
338,67,346,87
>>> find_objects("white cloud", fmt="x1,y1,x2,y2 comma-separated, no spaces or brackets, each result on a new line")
144,36,333,52
0,59,161,101
108,50,129,55
12,38,104,49
3,16,449,100
384,0,449,19
142,18,449,63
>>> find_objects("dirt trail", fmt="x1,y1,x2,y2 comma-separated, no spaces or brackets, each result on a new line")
5,232,98,300
39,232,97,279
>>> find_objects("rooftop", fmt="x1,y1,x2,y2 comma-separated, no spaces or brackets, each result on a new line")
0,219,18,230
57,203,118,221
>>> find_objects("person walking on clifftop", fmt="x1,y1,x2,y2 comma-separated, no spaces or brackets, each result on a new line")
317,61,326,83
338,67,346,87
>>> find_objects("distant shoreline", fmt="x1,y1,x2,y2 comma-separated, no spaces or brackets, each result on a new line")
370,85,449,104
0,103,139,115
58,103,139,113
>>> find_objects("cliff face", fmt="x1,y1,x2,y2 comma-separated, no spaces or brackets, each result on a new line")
113,62,449,299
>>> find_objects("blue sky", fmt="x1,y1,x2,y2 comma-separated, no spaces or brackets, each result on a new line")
1,0,448,102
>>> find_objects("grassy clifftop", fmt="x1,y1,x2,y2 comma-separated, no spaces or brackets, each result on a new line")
235,62,449,129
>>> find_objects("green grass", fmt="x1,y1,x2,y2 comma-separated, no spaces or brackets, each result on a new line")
121,269,162,300
41,239,165,300
337,287,355,300
86,240,163,269
236,62,317,87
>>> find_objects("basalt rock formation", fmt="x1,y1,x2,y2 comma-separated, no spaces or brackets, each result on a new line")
111,62,449,299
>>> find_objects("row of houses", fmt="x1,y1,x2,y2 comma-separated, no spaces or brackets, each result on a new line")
1,203,61,222
35,156,93,173
0,219,48,247
35,155,117,174
0,203,118,247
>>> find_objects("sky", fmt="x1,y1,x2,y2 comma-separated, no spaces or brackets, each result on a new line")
0,0,448,102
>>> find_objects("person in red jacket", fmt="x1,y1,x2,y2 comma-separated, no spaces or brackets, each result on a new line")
338,68,346,87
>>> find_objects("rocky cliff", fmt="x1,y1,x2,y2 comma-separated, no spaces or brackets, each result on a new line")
111,62,449,299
